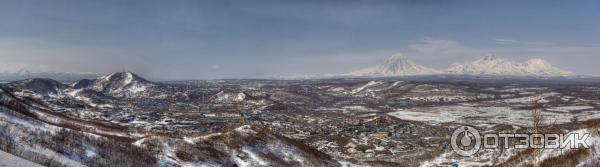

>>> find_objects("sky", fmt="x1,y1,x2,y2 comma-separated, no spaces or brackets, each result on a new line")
0,0,599,79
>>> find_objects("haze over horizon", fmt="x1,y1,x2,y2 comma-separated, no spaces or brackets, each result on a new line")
1,0,599,79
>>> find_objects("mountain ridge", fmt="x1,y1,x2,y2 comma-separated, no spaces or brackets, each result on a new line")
0,71,99,82
4,72,158,100
347,54,573,77
446,54,572,76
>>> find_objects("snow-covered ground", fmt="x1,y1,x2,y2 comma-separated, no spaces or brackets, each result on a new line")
388,105,600,127
421,128,600,167
351,81,384,94
546,106,595,112
0,150,44,167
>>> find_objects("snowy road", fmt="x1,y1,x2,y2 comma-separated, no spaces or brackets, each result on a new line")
0,150,43,167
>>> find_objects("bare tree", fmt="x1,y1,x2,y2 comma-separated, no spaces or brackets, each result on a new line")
531,99,544,167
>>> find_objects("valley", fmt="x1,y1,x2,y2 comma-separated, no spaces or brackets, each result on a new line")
2,72,600,166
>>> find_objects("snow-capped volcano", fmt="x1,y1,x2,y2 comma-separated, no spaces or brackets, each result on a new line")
349,54,439,76
347,53,573,77
446,54,573,76
522,58,573,76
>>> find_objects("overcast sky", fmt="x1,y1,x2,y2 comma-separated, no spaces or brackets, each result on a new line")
1,0,599,79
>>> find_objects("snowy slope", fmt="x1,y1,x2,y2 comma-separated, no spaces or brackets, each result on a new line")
1,86,339,167
0,149,44,167
211,91,248,103
136,125,340,167
350,54,439,76
522,58,573,76
446,54,572,76
82,72,158,97
7,78,69,97
0,88,156,167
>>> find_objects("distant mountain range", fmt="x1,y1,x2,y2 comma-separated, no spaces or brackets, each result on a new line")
348,54,574,77
0,55,576,81
446,54,572,76
0,71,99,82
7,72,159,99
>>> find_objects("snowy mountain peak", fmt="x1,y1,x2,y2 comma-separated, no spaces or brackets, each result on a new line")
472,54,510,65
387,53,408,61
381,54,413,68
446,55,572,76
88,72,156,95
479,53,499,61
349,53,439,76
525,58,551,67
523,58,573,76
100,72,148,84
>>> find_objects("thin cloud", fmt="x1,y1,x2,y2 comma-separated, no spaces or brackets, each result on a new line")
493,39,555,46
493,39,519,45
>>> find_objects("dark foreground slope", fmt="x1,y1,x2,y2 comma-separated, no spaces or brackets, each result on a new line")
0,87,157,166
0,86,339,167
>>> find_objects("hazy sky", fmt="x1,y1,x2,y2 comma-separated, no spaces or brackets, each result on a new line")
1,0,599,79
